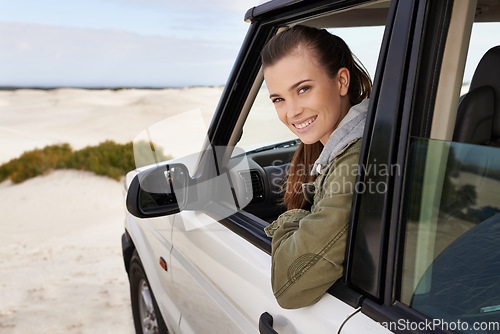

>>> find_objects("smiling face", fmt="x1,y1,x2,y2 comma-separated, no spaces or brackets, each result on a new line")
263,47,351,145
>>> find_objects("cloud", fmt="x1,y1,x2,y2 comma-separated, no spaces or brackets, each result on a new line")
114,0,262,13
0,1,266,87
104,0,258,41
0,22,242,87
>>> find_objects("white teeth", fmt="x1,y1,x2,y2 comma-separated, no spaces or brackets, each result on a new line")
295,118,314,129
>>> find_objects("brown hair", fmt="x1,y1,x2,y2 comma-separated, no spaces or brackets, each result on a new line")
262,25,372,210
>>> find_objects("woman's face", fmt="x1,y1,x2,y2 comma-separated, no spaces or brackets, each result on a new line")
263,48,351,145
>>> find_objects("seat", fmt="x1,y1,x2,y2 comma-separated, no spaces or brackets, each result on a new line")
410,213,500,330
453,46,500,146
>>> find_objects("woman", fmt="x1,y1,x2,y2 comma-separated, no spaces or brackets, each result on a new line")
262,25,372,309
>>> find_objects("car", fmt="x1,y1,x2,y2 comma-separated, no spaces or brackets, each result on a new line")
121,0,500,333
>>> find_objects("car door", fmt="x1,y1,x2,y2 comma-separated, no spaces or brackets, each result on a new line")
124,111,214,334
125,206,181,333
166,0,415,333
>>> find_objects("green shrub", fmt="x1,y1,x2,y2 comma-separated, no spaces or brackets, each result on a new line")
0,140,172,184
64,141,137,180
0,144,73,183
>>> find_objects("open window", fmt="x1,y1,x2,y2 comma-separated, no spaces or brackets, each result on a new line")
231,1,390,225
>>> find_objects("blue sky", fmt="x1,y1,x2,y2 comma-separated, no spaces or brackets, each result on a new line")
0,0,263,87
1,1,499,88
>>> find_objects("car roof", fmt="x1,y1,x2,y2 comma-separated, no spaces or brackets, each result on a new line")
244,0,500,25
244,0,302,23
244,0,391,27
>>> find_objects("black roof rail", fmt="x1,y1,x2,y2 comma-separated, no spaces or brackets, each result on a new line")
244,0,304,22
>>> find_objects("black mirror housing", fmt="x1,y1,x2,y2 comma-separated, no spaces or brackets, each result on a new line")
126,163,189,218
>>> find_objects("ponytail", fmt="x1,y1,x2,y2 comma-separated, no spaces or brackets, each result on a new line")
282,142,323,210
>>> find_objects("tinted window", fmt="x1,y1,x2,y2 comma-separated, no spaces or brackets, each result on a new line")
399,4,500,331
401,139,500,332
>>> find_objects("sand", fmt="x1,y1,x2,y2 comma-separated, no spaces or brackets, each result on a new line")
0,87,224,333
0,171,133,333
0,87,223,164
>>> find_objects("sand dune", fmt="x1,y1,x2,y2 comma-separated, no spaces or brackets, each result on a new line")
0,87,224,333
0,88,222,164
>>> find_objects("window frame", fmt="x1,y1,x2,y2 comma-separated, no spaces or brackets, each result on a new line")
346,0,427,301
203,0,393,257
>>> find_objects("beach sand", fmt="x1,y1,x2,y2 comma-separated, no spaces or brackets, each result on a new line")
0,87,223,333
0,87,223,164
0,170,133,333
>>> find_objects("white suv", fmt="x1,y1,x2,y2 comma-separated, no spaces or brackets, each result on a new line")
122,0,500,333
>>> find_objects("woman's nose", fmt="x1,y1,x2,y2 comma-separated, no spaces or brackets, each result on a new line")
286,103,303,119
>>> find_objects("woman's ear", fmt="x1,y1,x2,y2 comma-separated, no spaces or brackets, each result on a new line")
337,67,350,97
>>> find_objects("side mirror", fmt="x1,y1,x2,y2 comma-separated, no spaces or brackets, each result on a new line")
126,146,255,220
126,163,189,218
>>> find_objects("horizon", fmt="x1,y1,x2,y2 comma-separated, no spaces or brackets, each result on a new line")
0,84,226,90
1,2,497,87
0,1,264,88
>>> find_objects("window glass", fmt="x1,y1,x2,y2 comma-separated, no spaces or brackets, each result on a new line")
401,138,500,331
462,22,500,93
237,83,296,151
327,26,385,81
400,6,500,331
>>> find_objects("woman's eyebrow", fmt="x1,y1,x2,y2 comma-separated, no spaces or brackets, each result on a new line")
269,79,313,99
289,79,312,91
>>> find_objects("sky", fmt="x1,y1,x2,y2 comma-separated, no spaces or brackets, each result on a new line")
0,0,264,88
1,1,499,88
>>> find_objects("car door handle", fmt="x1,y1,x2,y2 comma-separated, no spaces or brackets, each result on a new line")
259,312,279,334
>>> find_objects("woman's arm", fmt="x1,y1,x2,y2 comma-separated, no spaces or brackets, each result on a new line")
269,140,361,309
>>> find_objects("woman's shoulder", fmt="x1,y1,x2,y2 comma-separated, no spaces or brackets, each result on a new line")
332,138,362,163
319,139,362,180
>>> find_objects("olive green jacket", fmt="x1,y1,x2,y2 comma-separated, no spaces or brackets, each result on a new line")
264,139,362,309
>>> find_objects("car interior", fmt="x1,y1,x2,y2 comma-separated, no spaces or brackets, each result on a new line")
453,45,500,146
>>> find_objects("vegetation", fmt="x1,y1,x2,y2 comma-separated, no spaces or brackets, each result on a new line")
0,141,171,184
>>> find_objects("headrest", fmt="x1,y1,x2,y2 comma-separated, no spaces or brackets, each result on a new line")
469,46,500,143
453,86,494,145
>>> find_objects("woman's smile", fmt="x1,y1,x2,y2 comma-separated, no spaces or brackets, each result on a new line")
293,115,317,131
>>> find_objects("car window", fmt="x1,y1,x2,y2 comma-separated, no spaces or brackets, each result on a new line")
398,2,500,331
462,22,500,92
237,82,297,151
233,7,388,225
327,26,384,82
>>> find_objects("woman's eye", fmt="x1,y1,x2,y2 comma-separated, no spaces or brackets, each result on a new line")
298,86,310,94
272,97,284,104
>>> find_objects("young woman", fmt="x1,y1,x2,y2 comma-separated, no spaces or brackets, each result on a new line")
262,25,372,309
